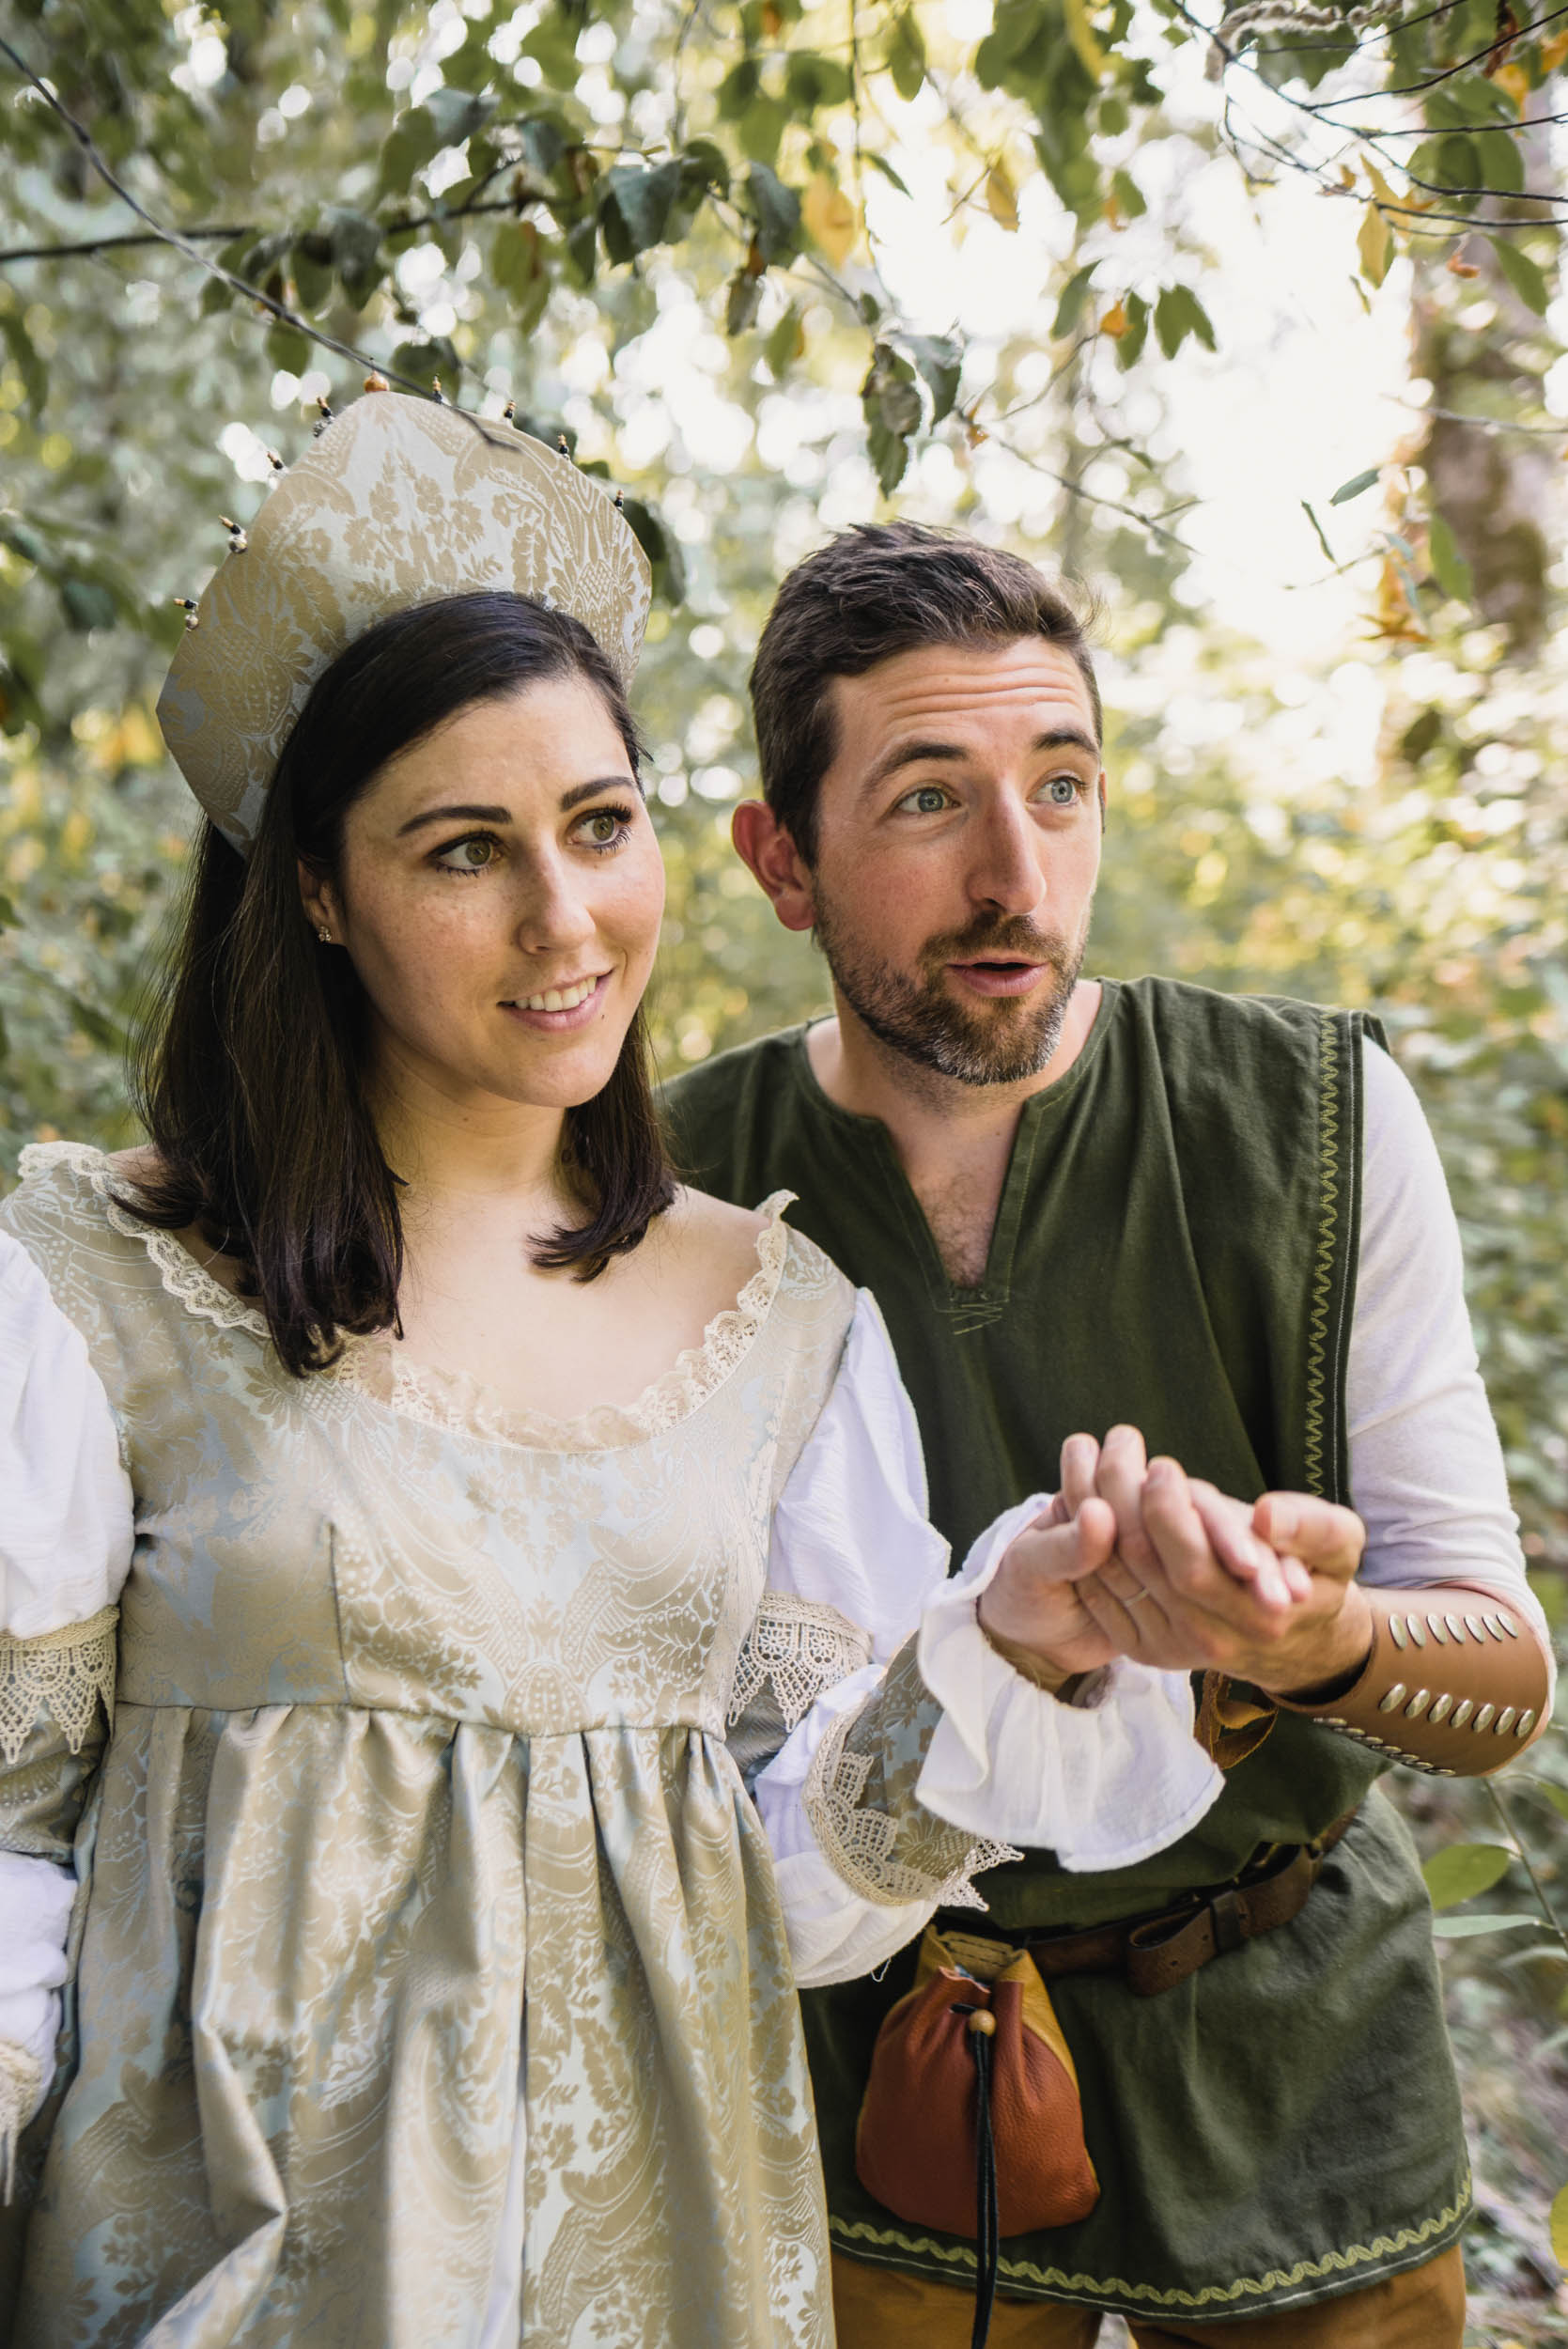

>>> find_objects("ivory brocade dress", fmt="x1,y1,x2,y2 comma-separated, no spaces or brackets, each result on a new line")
0,1144,1220,2348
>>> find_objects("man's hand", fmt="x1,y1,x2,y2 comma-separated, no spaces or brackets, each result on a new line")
979,1427,1374,1698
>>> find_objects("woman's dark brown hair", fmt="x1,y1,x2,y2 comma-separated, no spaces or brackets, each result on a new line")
126,590,675,1377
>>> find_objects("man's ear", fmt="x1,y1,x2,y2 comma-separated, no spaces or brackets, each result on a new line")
731,801,817,934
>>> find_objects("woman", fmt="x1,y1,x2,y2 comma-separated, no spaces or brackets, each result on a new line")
0,393,1238,2346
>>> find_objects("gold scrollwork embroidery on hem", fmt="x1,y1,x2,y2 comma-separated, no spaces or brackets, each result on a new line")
728,1595,872,1732
828,2166,1472,2310
802,1688,1019,1912
0,1605,118,1766
0,2040,44,2202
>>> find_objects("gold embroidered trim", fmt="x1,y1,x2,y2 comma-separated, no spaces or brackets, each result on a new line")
728,1594,872,1731
803,1688,1019,1912
829,2166,1471,2310
18,1143,269,1341
0,1606,118,1767
1302,1013,1342,1501
0,2040,43,2204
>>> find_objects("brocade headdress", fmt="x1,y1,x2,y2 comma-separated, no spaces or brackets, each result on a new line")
157,390,652,854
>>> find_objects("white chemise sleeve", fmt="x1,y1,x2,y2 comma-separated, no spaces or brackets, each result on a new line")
0,1229,134,2123
1349,1036,1553,1685
743,1289,1223,1988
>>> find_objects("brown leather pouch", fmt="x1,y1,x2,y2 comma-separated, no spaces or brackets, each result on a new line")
855,1924,1100,2239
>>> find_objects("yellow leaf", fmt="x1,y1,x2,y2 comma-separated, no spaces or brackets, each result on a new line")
1540,25,1568,70
986,164,1018,231
1363,156,1400,209
1493,59,1529,107
1098,300,1128,338
802,177,858,267
1551,2181,1568,2269
1358,202,1392,288
1062,0,1108,80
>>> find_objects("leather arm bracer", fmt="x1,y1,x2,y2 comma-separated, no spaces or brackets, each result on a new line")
1273,1586,1550,1776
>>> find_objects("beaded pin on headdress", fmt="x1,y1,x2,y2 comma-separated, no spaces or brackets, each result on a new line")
158,387,651,855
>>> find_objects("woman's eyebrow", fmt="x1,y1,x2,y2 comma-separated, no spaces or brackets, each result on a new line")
396,802,514,837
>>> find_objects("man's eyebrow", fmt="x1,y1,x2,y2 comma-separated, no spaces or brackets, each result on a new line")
860,725,1100,797
396,780,631,837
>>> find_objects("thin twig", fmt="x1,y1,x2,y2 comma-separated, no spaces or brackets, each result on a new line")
1486,1778,1568,1959
0,189,552,272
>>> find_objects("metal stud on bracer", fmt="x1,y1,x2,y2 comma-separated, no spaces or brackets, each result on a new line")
173,598,200,631
220,516,248,553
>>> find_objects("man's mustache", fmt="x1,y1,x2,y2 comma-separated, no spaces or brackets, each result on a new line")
921,916,1076,971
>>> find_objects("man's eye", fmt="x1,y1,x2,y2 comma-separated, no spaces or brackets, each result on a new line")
1045,776,1081,807
903,786,951,816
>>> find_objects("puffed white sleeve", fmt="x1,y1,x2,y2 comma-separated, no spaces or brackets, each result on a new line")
0,1229,132,2176
732,1289,1223,1988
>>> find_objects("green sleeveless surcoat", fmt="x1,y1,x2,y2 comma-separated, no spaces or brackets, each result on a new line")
664,977,1468,2319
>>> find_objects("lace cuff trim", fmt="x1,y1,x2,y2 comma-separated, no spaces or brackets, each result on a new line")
0,1606,117,1768
0,2041,43,2203
728,1595,873,1732
802,1688,1019,1913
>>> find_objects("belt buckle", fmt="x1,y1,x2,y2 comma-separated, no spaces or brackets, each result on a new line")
1207,1886,1246,1956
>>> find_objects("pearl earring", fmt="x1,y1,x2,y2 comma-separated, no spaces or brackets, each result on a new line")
317,926,332,945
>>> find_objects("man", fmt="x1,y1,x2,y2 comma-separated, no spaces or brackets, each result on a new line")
663,524,1554,2346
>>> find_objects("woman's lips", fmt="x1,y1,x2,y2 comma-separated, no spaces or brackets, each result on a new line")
946,959,1048,999
498,972,611,1032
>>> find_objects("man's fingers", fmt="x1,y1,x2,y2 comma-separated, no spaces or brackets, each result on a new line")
1252,1492,1366,1584
1002,1501,1117,1589
1093,1424,1158,1571
1169,1466,1296,1616
1059,1434,1101,1516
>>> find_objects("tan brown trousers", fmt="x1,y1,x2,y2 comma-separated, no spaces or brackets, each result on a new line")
830,2243,1466,2347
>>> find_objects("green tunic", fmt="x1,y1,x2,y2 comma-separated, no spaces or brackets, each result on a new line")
663,976,1468,2321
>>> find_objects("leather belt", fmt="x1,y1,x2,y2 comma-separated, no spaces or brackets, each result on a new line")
944,1810,1359,1999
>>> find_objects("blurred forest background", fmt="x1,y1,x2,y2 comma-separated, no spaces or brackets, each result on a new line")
2,0,1566,2333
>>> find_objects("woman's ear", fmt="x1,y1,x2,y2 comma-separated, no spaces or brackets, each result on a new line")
730,801,817,934
297,857,341,946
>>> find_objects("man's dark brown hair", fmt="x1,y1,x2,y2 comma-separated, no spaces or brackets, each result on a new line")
748,521,1101,862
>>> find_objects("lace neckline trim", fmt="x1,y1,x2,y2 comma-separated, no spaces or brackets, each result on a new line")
21,1143,798,1454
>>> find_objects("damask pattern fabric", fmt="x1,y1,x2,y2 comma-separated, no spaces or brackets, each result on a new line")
0,1150,858,2347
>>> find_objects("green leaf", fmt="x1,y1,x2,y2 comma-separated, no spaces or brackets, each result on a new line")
1052,262,1097,341
1329,466,1381,507
0,516,50,569
886,10,927,102
1490,237,1550,316
265,319,313,374
1154,284,1217,359
58,577,119,634
1550,2182,1568,2270
1422,1841,1515,1909
517,114,570,182
679,140,731,202
717,58,761,120
0,893,20,930
1300,501,1336,565
389,335,458,392
1426,512,1473,603
69,996,122,1050
290,235,334,313
1524,1776,1568,1822
785,52,854,110
618,495,686,605
866,151,911,197
0,313,47,418
725,268,764,335
326,207,384,308
739,96,790,164
489,221,551,332
1430,1912,1538,1937
903,334,963,425
1110,167,1147,221
867,415,910,496
424,86,498,149
1062,0,1108,82
746,165,802,264
765,302,805,376
1113,289,1149,368
600,161,683,265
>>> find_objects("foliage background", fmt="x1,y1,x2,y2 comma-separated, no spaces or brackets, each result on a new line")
2,0,1566,2334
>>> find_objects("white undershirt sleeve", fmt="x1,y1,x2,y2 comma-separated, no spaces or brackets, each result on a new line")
1349,1039,1551,1679
0,1230,133,2124
750,1291,1224,1987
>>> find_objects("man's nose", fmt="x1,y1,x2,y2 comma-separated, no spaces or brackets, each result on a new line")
968,797,1046,918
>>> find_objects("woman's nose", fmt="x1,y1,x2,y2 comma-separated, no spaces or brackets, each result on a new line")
511,855,598,954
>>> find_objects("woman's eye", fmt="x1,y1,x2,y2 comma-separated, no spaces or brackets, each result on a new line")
575,803,635,851
434,833,502,874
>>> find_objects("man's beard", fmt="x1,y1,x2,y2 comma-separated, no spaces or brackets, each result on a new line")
813,897,1090,1088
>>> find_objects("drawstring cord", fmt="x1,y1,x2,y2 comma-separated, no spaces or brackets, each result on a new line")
958,2004,1000,2349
